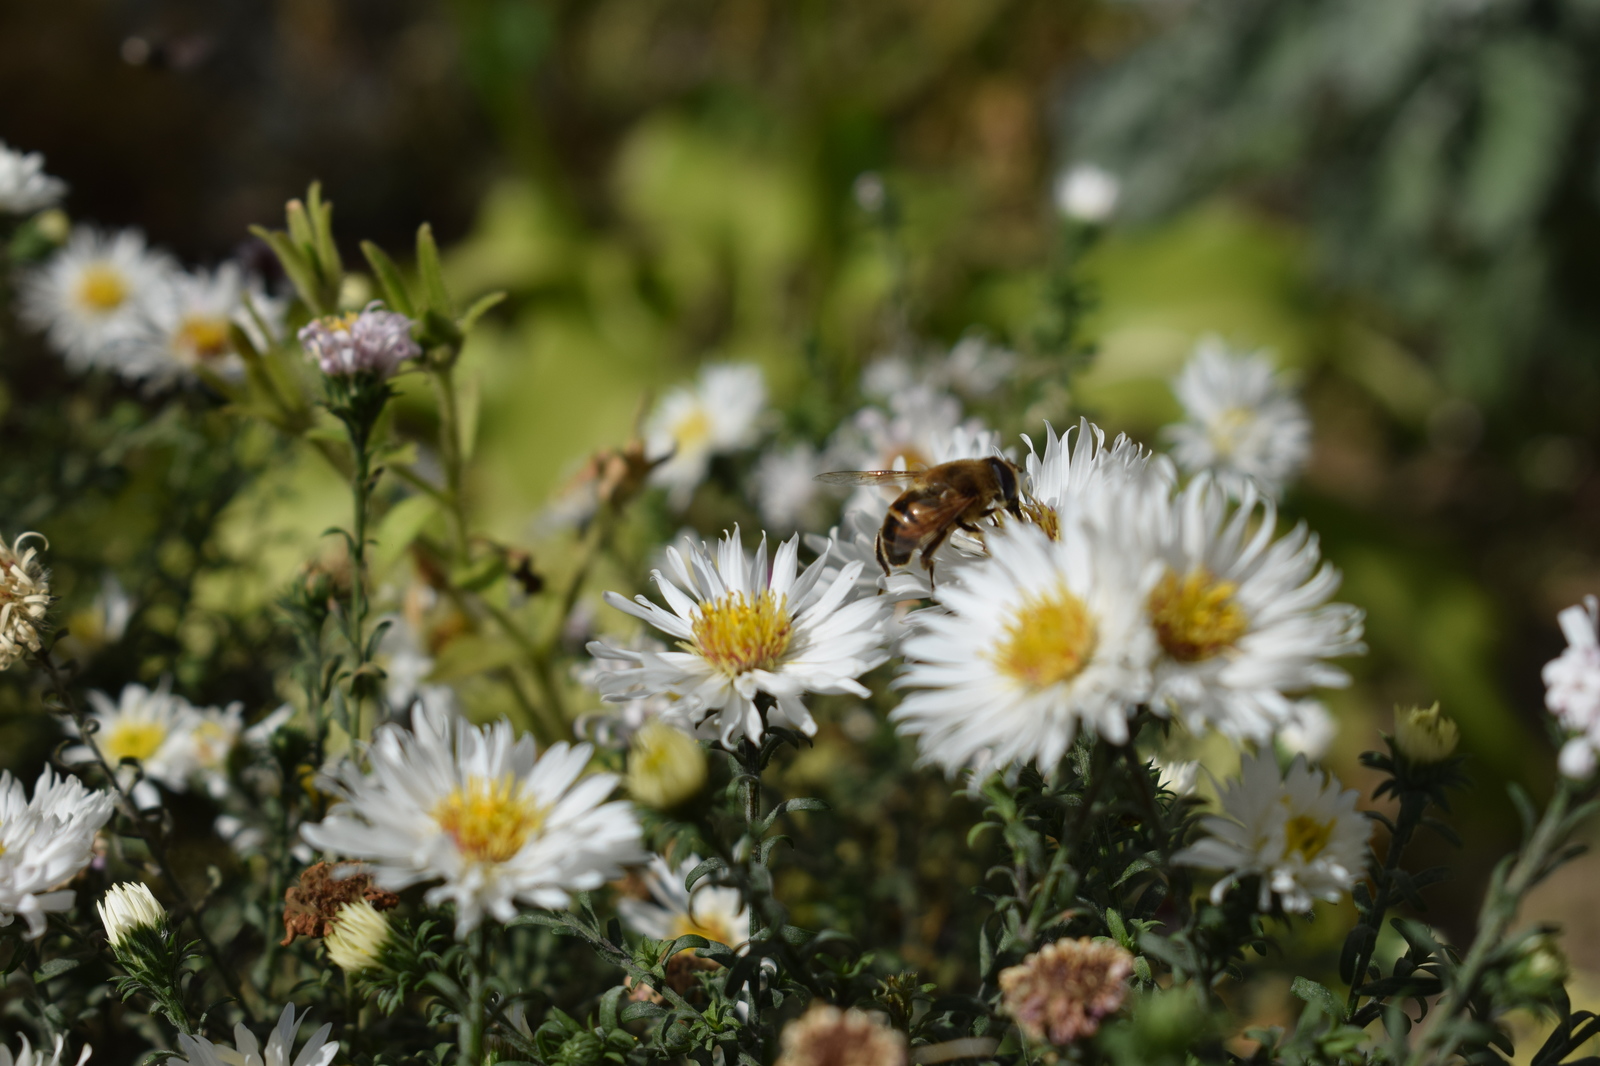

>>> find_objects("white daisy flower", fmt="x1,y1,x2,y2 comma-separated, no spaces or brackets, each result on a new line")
62,682,203,809
1276,700,1338,761
1142,477,1364,743
121,263,280,386
380,615,458,723
573,635,695,747
0,142,67,216
0,767,115,938
0,1034,90,1066
1021,418,1165,538
645,362,767,508
174,1003,337,1066
1054,163,1121,224
21,227,174,371
1544,596,1600,778
588,528,891,748
184,702,245,798
1174,752,1368,914
891,517,1158,774
827,385,995,497
300,709,644,936
619,853,749,949
941,335,1019,398
753,442,825,533
1164,336,1311,499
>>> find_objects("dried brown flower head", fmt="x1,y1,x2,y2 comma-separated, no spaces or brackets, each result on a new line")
281,862,398,945
999,937,1134,1045
775,1004,907,1066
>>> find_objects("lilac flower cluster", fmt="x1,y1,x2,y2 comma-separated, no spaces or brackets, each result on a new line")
297,303,419,379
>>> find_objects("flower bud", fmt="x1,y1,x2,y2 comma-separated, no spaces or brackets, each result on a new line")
626,721,707,810
1505,932,1568,1005
298,303,418,380
97,882,164,948
1393,702,1459,764
324,899,392,974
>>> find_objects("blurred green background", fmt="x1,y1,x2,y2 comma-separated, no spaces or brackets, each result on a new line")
6,0,1600,1046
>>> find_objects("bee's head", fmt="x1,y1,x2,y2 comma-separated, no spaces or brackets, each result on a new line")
988,456,1022,512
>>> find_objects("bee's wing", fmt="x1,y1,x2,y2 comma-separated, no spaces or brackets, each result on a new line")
813,470,922,486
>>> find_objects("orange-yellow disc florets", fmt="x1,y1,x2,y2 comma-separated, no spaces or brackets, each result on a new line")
690,590,793,676
992,585,1097,689
1149,567,1249,663
433,775,546,865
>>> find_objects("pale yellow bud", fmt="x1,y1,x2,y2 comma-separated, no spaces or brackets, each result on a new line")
97,882,164,948
626,721,707,810
1393,702,1459,764
324,899,391,973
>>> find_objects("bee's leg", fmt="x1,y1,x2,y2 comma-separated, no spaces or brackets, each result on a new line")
918,522,959,589
874,530,891,574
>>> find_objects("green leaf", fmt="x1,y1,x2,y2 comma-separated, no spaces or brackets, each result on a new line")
416,223,452,315
361,241,416,317
250,227,322,313
1292,976,1346,1021
34,957,80,981
372,494,440,573
458,291,506,332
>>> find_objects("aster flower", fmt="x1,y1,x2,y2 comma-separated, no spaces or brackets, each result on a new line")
0,141,67,215
619,853,749,949
999,937,1133,1045
21,227,174,370
63,682,203,809
1054,163,1121,224
625,721,708,809
1174,752,1369,913
174,1003,337,1066
826,385,997,504
0,1034,90,1066
588,528,891,748
184,702,245,798
98,882,166,948
0,767,115,937
774,1005,908,1066
1543,597,1600,778
1142,477,1364,743
1164,336,1311,499
892,517,1157,774
941,335,1019,398
1020,418,1165,541
300,709,644,936
122,263,277,385
298,302,419,379
645,362,767,508
754,442,826,533
0,532,50,670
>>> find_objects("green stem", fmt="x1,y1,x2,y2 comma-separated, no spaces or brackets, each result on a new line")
346,419,374,741
459,927,487,1066
1407,783,1575,1066
1346,789,1427,1016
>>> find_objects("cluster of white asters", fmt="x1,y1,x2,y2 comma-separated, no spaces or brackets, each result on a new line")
0,142,282,389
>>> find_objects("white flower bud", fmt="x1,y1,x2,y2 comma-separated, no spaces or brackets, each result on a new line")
626,721,707,810
324,899,392,973
1393,702,1459,765
97,882,164,948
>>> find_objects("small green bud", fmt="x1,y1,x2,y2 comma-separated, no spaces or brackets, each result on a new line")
1505,933,1568,1005
1393,702,1459,764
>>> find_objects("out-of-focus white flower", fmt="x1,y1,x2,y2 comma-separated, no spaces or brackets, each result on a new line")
1054,163,1120,224
942,335,1019,398
301,709,644,936
892,518,1157,774
1143,477,1363,743
1544,597,1600,778
1276,701,1337,761
21,227,174,370
1174,752,1368,914
753,442,825,533
60,573,133,661
298,303,419,379
860,356,917,400
122,263,279,386
589,529,891,748
185,702,244,798
174,1003,337,1066
0,1033,90,1066
827,386,996,498
0,532,50,671
63,682,203,809
619,853,749,948
97,882,166,948
625,720,708,809
380,616,458,723
645,362,767,508
1164,336,1311,499
0,767,114,938
0,142,67,216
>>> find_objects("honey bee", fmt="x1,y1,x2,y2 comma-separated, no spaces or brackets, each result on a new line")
815,457,1024,579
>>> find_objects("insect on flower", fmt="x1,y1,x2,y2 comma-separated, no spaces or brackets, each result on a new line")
814,457,1023,581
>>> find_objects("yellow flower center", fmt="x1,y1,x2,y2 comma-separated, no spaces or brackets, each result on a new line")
1149,567,1249,663
1284,813,1334,862
176,314,233,363
1207,406,1254,457
432,775,546,865
991,585,1098,689
690,590,793,676
673,408,713,451
671,909,737,946
102,720,167,763
76,264,129,313
323,312,360,332
1017,499,1060,541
